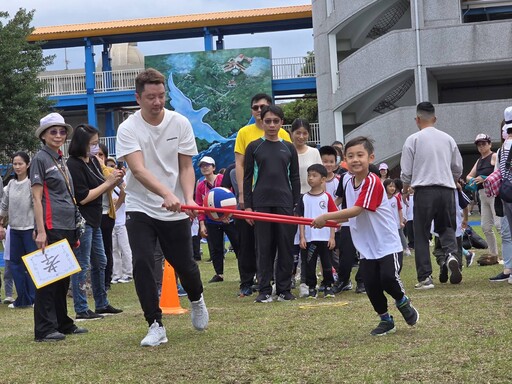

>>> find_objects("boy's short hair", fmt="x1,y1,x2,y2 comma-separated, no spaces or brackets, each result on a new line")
344,136,375,155
307,163,327,178
135,68,165,96
393,178,404,193
319,145,337,158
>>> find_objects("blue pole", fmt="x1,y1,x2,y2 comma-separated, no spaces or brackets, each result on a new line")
101,43,113,91
203,27,213,51
84,38,97,126
105,111,116,138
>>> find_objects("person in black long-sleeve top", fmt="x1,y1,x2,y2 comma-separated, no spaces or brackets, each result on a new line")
243,105,300,303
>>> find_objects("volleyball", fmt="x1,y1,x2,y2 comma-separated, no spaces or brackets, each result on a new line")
203,187,237,220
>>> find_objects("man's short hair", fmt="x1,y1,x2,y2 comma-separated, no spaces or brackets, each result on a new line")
135,68,165,95
307,163,327,178
416,101,435,120
250,93,272,106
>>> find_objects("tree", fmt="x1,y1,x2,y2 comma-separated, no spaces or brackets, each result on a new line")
0,9,54,165
282,95,318,125
281,51,318,124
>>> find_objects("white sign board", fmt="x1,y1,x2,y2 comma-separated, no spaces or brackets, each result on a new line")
22,239,81,289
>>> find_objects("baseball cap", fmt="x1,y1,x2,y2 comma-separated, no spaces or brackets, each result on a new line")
379,163,388,170
474,133,491,144
199,156,215,166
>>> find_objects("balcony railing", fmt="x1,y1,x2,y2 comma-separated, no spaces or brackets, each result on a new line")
60,124,320,159
272,56,316,80
38,56,316,97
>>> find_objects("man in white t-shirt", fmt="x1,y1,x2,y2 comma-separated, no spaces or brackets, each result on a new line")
116,68,208,347
312,136,419,337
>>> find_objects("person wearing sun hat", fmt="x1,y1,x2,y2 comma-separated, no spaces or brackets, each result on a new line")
466,133,500,267
35,112,73,141
30,112,87,342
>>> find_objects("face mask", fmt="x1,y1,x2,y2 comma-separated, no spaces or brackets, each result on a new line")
336,156,341,164
89,144,100,157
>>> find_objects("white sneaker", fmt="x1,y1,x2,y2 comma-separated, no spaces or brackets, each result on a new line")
190,294,209,331
118,276,133,283
299,283,309,298
140,321,168,347
404,248,412,256
3,296,15,304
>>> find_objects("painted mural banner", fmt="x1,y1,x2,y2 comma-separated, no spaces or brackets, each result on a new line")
145,47,272,175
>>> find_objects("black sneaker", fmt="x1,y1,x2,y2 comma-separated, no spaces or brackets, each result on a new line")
95,305,123,316
332,280,352,294
465,251,476,267
208,275,224,283
318,284,326,293
489,272,510,282
370,317,396,336
447,255,462,284
76,309,104,321
35,331,66,342
396,296,419,326
277,291,296,302
254,293,273,303
307,288,318,299
355,283,366,294
439,263,448,283
63,326,89,335
324,287,335,298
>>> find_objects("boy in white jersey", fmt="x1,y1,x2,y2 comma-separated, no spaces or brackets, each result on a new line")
298,164,337,298
312,136,419,336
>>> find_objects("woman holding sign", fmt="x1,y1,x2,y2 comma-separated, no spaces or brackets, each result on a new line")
30,113,87,342
0,152,37,308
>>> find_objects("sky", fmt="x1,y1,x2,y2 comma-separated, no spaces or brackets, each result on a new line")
3,1,313,71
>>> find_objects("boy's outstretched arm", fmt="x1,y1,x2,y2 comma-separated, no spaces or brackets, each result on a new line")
311,206,363,228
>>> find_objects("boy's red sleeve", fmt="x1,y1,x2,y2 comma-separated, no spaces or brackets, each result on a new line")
396,195,402,210
354,173,383,212
327,193,338,212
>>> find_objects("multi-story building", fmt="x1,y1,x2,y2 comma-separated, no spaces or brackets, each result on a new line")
313,0,512,171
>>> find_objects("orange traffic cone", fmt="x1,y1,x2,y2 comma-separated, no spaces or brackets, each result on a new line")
160,261,188,315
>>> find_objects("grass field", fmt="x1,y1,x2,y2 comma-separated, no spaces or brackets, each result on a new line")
0,222,510,384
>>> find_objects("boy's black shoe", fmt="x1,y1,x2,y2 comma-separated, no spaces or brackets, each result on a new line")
370,317,396,336
307,288,318,299
396,296,419,326
277,291,296,302
332,280,352,294
76,309,104,321
324,287,335,298
208,275,224,283
439,263,448,283
254,293,273,303
355,283,366,294
95,305,123,315
35,331,66,342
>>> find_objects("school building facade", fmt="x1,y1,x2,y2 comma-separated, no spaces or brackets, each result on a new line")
312,0,512,171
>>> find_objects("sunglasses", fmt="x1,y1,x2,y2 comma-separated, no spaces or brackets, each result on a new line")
263,118,281,125
251,104,268,111
48,129,68,136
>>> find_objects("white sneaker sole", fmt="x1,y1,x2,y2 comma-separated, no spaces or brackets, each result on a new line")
141,337,168,347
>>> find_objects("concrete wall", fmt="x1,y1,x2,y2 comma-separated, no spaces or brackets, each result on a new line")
345,99,512,166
